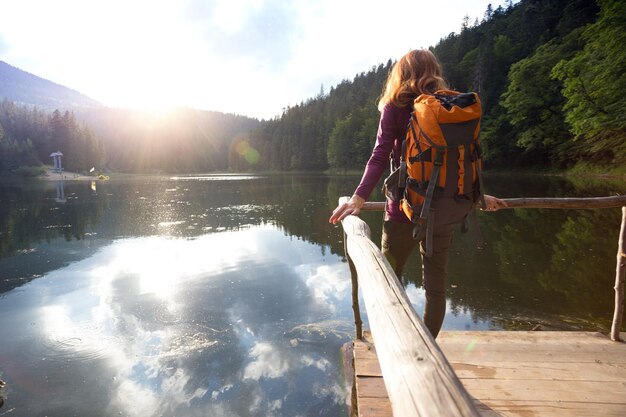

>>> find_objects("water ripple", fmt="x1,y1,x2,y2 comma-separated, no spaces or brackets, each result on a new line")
31,332,121,363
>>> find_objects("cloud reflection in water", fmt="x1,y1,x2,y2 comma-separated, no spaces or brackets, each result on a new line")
0,225,352,417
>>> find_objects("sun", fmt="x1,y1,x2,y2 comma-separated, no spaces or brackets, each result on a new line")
69,1,214,112
95,53,203,111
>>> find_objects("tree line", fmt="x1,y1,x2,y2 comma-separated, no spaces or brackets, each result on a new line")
0,100,104,175
0,101,259,175
238,0,624,172
1,0,622,175
78,107,260,173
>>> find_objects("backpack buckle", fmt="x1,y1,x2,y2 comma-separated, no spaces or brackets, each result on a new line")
412,209,435,257
433,149,444,166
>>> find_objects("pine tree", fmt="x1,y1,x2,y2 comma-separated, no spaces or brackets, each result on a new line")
552,0,626,163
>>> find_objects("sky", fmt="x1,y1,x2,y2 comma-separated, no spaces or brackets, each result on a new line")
0,0,505,120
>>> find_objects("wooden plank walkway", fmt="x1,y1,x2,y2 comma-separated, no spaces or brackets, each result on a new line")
353,331,626,417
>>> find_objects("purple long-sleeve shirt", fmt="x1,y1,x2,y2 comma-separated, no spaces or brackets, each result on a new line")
354,103,412,223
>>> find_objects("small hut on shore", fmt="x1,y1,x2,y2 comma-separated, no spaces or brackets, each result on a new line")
50,151,64,173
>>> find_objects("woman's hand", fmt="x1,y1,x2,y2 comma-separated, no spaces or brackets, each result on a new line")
481,194,508,212
329,195,365,224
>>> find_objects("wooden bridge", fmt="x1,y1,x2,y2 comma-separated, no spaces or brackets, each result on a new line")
339,196,626,417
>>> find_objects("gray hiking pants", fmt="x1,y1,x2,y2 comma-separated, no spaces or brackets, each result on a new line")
381,197,473,339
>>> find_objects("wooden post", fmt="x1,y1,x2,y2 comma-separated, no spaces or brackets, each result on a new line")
611,207,626,342
344,229,363,340
340,198,480,417
348,259,363,340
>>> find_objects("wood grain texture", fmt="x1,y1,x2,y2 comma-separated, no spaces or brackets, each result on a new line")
357,397,393,417
439,331,626,416
354,331,626,416
354,334,391,417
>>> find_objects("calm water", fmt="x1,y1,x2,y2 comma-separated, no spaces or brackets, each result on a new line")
0,173,624,416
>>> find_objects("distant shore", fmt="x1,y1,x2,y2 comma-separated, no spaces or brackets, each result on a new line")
41,168,101,181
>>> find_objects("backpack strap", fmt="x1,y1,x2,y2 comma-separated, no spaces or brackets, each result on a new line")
398,138,407,194
412,208,435,257
419,148,444,221
425,209,435,257
409,114,426,181
474,142,487,209
409,147,442,258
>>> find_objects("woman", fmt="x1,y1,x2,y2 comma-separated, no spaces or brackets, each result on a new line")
328,49,506,338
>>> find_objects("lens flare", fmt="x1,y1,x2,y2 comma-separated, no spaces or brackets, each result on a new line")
235,140,260,165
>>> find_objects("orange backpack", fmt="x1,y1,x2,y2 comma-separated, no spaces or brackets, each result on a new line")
393,90,486,255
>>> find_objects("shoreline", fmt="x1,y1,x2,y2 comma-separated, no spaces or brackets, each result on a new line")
7,166,623,181
41,169,101,182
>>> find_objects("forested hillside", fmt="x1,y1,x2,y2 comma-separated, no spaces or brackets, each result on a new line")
1,0,623,175
234,66,390,171
237,0,624,172
0,101,259,175
79,108,260,173
0,100,104,174
0,60,260,175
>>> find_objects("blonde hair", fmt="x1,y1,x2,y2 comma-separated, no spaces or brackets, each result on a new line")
378,49,448,111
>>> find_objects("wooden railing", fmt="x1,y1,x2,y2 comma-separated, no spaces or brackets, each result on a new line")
340,195,626,416
359,195,626,211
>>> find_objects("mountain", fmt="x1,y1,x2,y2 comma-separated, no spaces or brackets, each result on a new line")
0,61,262,174
0,60,102,110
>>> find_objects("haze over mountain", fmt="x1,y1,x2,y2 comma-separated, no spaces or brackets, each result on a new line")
0,60,260,174
0,60,102,110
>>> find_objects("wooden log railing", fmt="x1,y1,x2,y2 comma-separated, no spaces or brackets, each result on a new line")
339,197,481,417
355,195,626,342
359,195,626,211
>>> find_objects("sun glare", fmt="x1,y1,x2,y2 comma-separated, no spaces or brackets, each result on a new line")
98,57,204,111
67,0,216,112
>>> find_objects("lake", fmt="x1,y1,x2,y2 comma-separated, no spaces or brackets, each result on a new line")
0,173,625,416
